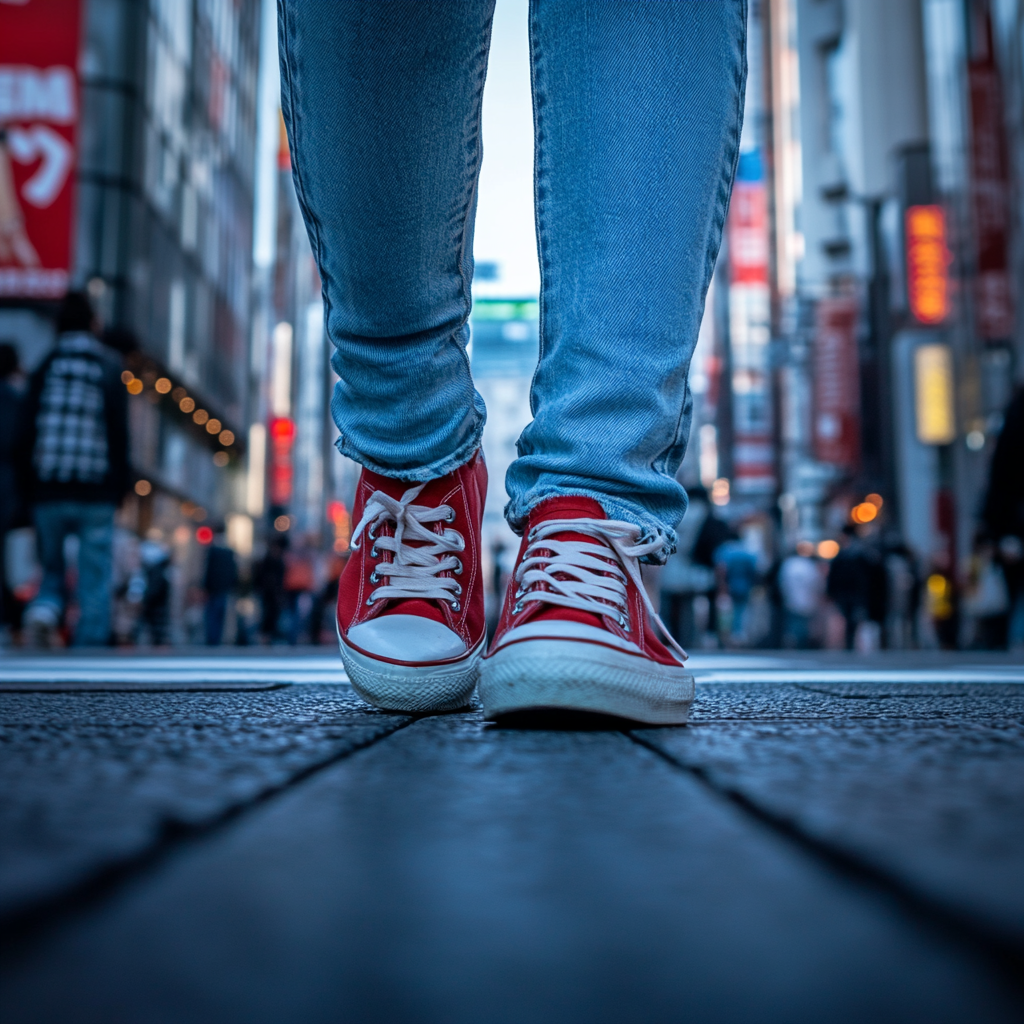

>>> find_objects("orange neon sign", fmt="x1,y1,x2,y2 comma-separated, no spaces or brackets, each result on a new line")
905,205,951,325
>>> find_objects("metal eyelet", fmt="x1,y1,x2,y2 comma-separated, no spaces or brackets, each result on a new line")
512,601,523,614
450,600,460,613
618,613,631,632
444,506,456,522
452,582,462,595
370,544,379,558
369,571,379,584
453,558,463,575
527,527,538,542
365,597,375,606
368,525,378,540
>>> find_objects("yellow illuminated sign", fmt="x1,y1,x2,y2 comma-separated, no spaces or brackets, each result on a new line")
914,343,956,444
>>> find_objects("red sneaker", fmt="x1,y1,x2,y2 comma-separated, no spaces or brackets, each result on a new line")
479,496,693,723
337,452,487,711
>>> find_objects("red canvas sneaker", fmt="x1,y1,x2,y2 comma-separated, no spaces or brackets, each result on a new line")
337,452,487,712
479,496,693,723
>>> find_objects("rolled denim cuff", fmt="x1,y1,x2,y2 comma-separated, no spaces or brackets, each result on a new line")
504,489,680,564
334,417,485,484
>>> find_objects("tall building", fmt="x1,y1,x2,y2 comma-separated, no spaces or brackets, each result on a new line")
778,0,1022,642
1,0,261,557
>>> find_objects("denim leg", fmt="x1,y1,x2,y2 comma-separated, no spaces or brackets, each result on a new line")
506,0,747,552
278,0,494,480
33,502,70,616
73,503,115,646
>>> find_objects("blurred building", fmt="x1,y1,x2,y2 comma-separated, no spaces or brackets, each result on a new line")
1,0,261,557
689,0,1024,646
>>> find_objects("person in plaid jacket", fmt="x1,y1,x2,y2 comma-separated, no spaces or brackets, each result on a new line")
20,291,129,646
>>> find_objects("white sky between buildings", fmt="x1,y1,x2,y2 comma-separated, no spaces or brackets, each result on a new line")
255,0,540,298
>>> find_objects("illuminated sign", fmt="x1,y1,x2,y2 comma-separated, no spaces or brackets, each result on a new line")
905,205,951,326
268,417,295,506
0,0,82,298
913,343,956,444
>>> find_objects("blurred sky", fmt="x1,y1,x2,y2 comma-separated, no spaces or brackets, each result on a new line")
256,0,540,296
472,0,541,299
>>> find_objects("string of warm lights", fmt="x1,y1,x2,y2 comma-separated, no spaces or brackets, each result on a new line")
120,369,238,454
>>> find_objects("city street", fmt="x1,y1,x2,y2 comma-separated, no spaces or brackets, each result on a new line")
1,651,1022,1022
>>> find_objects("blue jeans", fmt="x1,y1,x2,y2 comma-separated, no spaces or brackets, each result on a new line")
205,591,230,646
279,1,746,550
33,501,115,646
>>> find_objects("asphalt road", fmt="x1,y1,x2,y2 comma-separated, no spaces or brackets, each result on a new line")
0,651,1022,1023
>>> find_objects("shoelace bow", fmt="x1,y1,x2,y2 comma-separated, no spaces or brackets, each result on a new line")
513,517,688,661
351,484,465,609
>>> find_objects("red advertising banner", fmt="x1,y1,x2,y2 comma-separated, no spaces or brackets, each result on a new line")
0,0,81,299
967,6,1014,340
727,180,769,286
813,297,860,470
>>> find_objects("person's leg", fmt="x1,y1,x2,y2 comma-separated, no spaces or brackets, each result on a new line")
481,2,745,723
278,0,495,480
205,592,227,646
506,0,747,550
73,502,115,646
280,1,497,712
30,502,69,620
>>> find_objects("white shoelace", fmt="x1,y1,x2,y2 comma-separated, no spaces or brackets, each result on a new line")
351,485,465,610
513,517,688,661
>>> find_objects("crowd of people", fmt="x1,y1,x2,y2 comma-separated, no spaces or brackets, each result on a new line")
655,479,1024,653
1,291,1021,652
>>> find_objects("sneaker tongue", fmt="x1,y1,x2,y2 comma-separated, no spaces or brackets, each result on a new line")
381,598,445,624
359,472,448,624
527,496,617,629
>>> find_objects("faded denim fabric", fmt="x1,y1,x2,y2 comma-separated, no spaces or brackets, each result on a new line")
32,501,115,646
279,1,746,549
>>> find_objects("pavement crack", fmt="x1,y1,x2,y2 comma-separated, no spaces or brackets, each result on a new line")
625,730,1024,992
0,714,417,951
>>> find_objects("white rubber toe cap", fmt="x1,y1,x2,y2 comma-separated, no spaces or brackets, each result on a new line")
346,614,467,662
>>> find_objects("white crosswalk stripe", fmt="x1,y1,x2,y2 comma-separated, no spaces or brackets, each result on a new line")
0,653,1020,689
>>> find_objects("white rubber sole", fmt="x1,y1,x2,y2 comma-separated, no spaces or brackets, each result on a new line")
339,630,484,713
479,639,694,724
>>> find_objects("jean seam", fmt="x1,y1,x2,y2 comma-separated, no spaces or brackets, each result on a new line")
277,1,340,443
525,0,546,436
453,13,495,397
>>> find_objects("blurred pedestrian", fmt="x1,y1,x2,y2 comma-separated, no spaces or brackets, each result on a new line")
203,525,239,646
826,525,883,650
691,503,736,643
255,535,288,643
714,537,759,644
883,536,920,650
138,536,172,646
309,550,347,644
982,386,1024,650
283,535,317,644
0,342,26,641
659,487,715,647
19,292,129,646
778,541,823,649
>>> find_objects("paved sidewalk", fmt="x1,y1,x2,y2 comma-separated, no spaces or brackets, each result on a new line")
1,653,1022,1022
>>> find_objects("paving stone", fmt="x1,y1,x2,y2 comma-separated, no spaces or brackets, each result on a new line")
689,681,1024,721
2,713,1020,1024
641,682,1024,941
0,688,407,917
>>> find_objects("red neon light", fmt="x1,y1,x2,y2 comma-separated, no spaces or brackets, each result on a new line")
196,526,214,545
